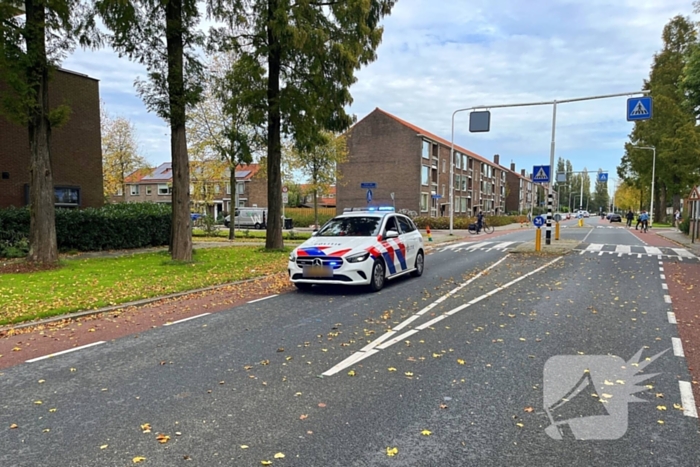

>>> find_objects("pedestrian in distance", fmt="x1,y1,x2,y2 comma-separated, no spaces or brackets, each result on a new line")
626,210,634,228
635,212,642,230
675,210,681,231
476,210,484,234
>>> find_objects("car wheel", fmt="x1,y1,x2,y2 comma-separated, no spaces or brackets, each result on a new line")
294,282,313,291
411,250,424,277
369,258,386,292
254,222,261,229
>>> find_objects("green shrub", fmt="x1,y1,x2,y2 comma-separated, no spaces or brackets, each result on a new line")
0,203,171,256
680,216,690,234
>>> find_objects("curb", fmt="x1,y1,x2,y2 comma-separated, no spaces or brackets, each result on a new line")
0,275,271,334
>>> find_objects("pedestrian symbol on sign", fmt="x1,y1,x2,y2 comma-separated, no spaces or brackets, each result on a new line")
630,101,648,116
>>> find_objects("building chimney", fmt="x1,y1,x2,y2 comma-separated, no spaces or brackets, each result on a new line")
510,162,516,172
494,154,500,165
521,169,526,177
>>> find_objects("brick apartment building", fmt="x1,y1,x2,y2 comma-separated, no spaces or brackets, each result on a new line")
0,68,103,209
115,162,267,218
501,161,535,215
337,108,534,217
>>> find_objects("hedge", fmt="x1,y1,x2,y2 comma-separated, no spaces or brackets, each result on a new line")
284,207,335,228
0,203,172,255
412,215,525,230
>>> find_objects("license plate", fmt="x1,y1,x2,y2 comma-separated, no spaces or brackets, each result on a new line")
303,265,333,278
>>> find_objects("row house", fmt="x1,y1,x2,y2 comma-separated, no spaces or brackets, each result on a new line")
299,184,336,208
115,162,267,218
501,160,535,215
337,108,515,217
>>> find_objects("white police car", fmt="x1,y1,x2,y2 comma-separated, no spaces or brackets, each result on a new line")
288,207,424,292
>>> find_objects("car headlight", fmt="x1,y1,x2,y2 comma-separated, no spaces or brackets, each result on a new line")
346,252,370,263
289,250,297,261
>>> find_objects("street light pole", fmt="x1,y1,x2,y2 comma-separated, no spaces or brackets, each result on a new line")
631,146,656,226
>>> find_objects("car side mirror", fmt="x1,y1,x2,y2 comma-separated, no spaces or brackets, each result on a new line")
385,229,399,239
312,229,318,236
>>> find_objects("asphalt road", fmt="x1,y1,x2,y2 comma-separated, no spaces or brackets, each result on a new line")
1,219,698,466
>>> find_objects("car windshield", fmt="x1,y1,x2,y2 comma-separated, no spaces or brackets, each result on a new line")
316,216,382,237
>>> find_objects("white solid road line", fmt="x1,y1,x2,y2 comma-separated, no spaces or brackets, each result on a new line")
322,255,563,376
679,381,699,418
26,341,106,363
672,337,685,357
247,294,278,304
163,313,211,326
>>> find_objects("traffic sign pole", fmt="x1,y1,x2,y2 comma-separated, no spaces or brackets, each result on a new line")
546,101,557,245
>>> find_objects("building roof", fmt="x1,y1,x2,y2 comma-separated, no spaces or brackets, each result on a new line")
233,163,261,180
129,162,263,184
124,167,155,183
141,162,173,182
371,108,494,167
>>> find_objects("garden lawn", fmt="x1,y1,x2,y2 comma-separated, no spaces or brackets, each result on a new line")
0,246,290,326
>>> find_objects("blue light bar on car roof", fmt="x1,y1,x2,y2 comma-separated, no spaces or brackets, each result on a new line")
343,206,395,212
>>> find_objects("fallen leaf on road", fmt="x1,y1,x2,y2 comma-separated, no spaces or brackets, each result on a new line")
141,423,152,433
49,408,57,413
133,457,146,464
34,401,42,405
38,379,45,384
240,445,249,449
100,445,108,449
421,429,432,436
347,370,356,376
261,461,272,465
318,403,326,408
657,405,667,411
457,359,466,365
10,424,18,429
388,367,397,372
674,403,684,410
386,447,398,457
299,414,308,420
295,392,302,396
274,453,285,459
439,403,448,409
516,423,524,428
657,420,664,425
524,407,534,413
405,372,414,377
156,434,170,444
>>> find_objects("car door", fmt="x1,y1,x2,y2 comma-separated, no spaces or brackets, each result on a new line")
397,215,419,270
379,215,403,276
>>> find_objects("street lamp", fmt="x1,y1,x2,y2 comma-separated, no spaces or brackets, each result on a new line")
630,146,656,226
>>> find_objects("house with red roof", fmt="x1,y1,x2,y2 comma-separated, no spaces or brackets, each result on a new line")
338,108,522,217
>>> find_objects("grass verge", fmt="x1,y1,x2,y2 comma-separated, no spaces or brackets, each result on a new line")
0,246,290,326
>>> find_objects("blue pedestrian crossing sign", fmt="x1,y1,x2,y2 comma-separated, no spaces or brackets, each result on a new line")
627,96,652,121
598,172,608,182
532,165,550,183
533,215,545,228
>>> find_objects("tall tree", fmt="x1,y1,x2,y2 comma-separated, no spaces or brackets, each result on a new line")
96,0,205,261
0,0,93,263
187,52,265,239
101,106,149,199
591,172,610,213
287,131,347,228
625,15,700,222
209,0,397,249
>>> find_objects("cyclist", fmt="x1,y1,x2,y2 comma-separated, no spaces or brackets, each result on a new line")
639,210,649,233
476,210,484,234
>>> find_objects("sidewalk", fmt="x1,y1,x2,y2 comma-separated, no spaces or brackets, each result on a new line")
654,229,700,256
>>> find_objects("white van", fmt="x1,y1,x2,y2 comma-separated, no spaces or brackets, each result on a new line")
224,208,268,229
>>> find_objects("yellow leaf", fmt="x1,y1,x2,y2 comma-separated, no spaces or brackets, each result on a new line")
432,353,441,358
43,428,50,433
156,434,170,444
601,394,613,399
657,420,664,425
405,372,414,377
10,424,18,429
274,453,285,459
295,392,302,396
421,429,432,436
261,461,272,465
457,359,466,365
70,368,76,372
240,445,249,449
674,403,684,410
519,338,526,342
516,423,524,428
347,370,356,376
100,445,108,450
388,367,397,372
49,408,57,413
34,401,42,405
133,457,146,464
386,447,398,457
603,380,614,386
38,379,45,384
141,423,152,433
615,380,625,385
657,405,667,411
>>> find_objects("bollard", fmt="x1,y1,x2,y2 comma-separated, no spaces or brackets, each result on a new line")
555,222,560,241
535,227,542,252
426,225,433,242
578,218,583,228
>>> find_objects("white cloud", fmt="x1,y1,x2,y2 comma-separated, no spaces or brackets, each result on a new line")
62,0,693,183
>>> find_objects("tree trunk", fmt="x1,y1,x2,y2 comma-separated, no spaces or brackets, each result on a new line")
265,0,283,250
25,0,58,264
312,163,318,228
658,183,667,224
166,0,192,261
229,165,236,240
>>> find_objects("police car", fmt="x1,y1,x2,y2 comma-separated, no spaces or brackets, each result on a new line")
288,207,424,292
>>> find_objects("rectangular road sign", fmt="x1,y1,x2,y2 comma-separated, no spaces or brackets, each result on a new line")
360,182,377,189
469,111,491,132
431,194,442,199
627,96,652,121
532,165,550,183
597,172,608,182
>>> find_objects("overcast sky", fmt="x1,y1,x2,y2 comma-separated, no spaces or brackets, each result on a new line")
64,0,694,191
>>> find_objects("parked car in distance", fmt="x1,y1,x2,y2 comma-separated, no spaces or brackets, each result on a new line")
609,213,622,222
224,208,268,229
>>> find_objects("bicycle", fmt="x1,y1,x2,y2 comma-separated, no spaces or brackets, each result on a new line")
641,220,648,233
468,221,494,235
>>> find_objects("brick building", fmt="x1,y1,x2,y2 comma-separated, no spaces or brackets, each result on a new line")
299,184,336,208
118,162,267,218
0,68,103,209
337,108,513,217
500,160,534,215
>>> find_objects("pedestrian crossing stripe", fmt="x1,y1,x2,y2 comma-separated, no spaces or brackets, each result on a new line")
631,101,649,116
576,243,698,260
437,241,520,252
534,167,548,180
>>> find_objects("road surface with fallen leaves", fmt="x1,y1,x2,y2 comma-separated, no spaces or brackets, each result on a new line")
1,217,698,466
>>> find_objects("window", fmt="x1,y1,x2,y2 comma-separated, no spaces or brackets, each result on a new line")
455,152,461,169
226,182,231,195
462,176,467,191
398,216,416,233
421,166,429,186
237,182,245,194
116,186,123,196
422,140,430,159
442,159,446,173
146,186,152,195
215,184,220,194
130,185,139,196
462,154,468,169
441,184,445,197
421,193,429,212
461,197,467,213
54,186,80,207
317,216,382,237
158,184,171,195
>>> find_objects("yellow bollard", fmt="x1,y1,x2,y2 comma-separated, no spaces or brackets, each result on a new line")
578,218,583,228
535,227,542,252
555,222,560,240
